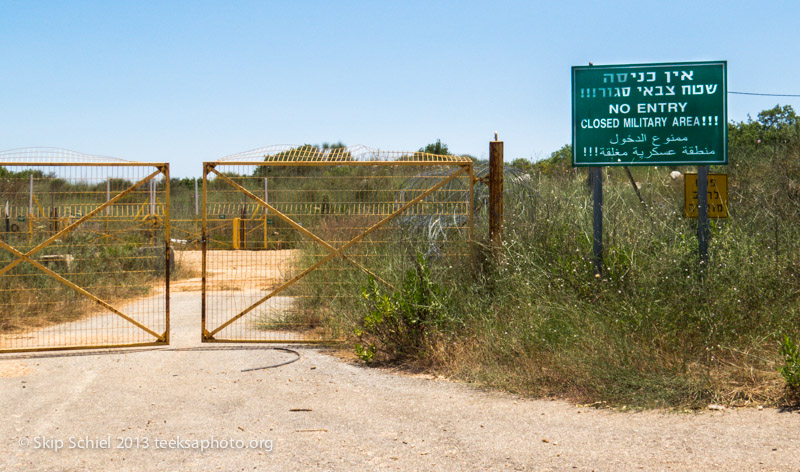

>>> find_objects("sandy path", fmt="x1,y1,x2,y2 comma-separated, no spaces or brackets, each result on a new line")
172,249,299,292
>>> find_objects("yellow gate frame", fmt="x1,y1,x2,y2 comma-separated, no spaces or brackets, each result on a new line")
201,152,474,343
0,161,171,353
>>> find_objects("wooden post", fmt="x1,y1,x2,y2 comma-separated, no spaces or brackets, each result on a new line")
489,134,504,249
591,166,603,276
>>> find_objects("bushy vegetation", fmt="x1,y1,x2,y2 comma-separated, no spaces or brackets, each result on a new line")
779,335,800,389
354,254,456,363
346,106,800,408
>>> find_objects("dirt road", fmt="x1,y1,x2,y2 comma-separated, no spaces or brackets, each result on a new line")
1,285,799,470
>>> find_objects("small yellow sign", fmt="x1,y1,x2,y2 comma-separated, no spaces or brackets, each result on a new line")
684,173,728,218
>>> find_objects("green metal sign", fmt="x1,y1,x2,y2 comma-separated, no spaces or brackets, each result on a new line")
572,61,727,166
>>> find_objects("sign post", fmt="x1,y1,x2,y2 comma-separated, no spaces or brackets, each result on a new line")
572,61,727,274
697,165,710,269
591,166,603,276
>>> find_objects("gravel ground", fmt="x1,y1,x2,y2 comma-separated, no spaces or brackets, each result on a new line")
2,291,799,471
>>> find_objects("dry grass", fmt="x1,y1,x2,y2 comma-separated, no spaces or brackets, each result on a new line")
0,274,160,335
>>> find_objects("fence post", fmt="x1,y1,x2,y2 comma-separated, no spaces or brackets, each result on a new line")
264,177,269,250
240,206,247,249
232,217,240,250
149,179,156,215
105,180,111,242
194,178,199,245
489,134,504,249
201,164,210,341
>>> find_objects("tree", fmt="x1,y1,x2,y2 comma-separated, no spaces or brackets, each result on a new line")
321,141,346,151
419,140,450,155
728,104,800,152
531,144,573,176
510,158,533,172
757,104,798,130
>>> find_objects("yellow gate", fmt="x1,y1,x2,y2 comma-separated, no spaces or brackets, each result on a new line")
201,145,474,343
0,149,170,353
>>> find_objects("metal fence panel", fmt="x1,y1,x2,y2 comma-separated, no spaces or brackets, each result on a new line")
0,149,170,352
200,146,474,343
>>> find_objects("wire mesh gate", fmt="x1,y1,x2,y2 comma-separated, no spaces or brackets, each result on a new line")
201,146,474,343
0,148,170,353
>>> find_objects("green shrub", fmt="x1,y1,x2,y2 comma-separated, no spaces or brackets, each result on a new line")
779,335,800,389
354,254,452,363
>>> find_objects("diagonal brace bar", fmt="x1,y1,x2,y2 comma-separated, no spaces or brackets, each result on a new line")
209,168,338,251
0,239,164,341
0,168,164,277
208,165,468,337
208,168,394,288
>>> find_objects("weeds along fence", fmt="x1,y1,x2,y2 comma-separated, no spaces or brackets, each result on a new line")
199,145,474,343
497,160,800,337
0,148,170,353
457,145,800,405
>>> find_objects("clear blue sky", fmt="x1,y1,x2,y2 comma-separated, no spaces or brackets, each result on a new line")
1,0,798,177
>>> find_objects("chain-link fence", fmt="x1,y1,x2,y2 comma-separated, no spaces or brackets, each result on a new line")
0,148,170,352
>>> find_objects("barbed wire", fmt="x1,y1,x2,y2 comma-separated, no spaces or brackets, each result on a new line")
0,147,132,163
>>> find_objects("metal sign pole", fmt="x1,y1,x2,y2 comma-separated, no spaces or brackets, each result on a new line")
697,165,710,274
591,166,603,276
